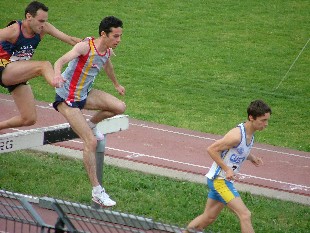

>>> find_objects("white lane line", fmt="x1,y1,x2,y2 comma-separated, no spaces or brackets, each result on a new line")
43,138,310,191
2,97,309,159
237,174,309,191
107,147,209,169
105,147,310,192
129,123,310,159
130,122,218,141
2,96,309,194
6,125,308,192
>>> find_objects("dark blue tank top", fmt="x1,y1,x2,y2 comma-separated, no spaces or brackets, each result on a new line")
0,20,41,61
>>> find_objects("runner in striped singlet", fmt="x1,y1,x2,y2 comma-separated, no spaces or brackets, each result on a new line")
52,16,126,208
185,100,271,233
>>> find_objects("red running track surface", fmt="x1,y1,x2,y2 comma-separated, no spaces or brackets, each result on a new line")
1,94,309,198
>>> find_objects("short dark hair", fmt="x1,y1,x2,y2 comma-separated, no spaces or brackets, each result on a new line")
99,16,123,36
25,1,48,18
247,100,272,120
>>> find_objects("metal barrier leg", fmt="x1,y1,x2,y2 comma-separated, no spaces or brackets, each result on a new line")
96,135,106,185
93,135,106,209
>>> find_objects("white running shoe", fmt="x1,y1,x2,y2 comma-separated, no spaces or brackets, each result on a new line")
92,126,105,141
92,189,116,207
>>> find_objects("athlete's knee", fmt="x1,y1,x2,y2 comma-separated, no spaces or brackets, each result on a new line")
114,101,126,115
40,61,53,73
204,213,217,225
238,208,252,222
84,136,98,151
21,115,37,126
187,213,215,232
33,61,53,76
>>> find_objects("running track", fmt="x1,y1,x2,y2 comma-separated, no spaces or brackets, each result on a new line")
1,93,309,203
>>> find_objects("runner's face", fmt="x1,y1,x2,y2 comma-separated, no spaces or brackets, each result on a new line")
106,27,122,48
28,9,48,34
252,112,271,131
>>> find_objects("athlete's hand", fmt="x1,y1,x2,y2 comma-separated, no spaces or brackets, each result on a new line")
251,156,263,167
225,168,236,181
115,84,125,96
53,75,66,88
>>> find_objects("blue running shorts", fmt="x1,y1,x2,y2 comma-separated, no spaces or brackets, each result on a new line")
53,94,87,111
207,178,240,204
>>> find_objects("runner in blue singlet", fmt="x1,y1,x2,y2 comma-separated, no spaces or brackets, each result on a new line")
185,100,272,233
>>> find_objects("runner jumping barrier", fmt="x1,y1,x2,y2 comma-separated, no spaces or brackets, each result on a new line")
0,114,185,232
0,114,129,208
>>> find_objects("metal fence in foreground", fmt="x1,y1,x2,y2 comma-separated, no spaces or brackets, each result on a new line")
0,189,184,233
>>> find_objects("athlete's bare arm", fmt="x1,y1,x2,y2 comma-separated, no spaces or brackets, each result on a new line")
42,22,81,45
54,41,88,78
103,59,125,96
207,127,241,180
247,153,263,166
0,23,19,43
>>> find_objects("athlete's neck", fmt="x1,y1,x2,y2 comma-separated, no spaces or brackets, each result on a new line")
243,121,255,138
21,20,35,37
94,38,108,54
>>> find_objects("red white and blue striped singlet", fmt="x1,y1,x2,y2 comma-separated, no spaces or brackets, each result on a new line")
56,37,112,102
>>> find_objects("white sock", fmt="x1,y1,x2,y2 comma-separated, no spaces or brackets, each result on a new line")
87,121,96,129
93,185,103,194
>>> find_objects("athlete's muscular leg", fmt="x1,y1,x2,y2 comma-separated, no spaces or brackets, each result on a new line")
185,198,224,233
84,89,126,124
0,85,37,130
56,103,100,187
227,197,255,233
2,60,55,87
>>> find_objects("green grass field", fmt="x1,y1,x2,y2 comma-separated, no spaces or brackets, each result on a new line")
1,1,309,232
1,151,309,233
1,0,309,151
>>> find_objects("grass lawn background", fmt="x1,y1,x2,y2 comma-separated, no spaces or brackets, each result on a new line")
1,0,309,152
0,1,309,232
